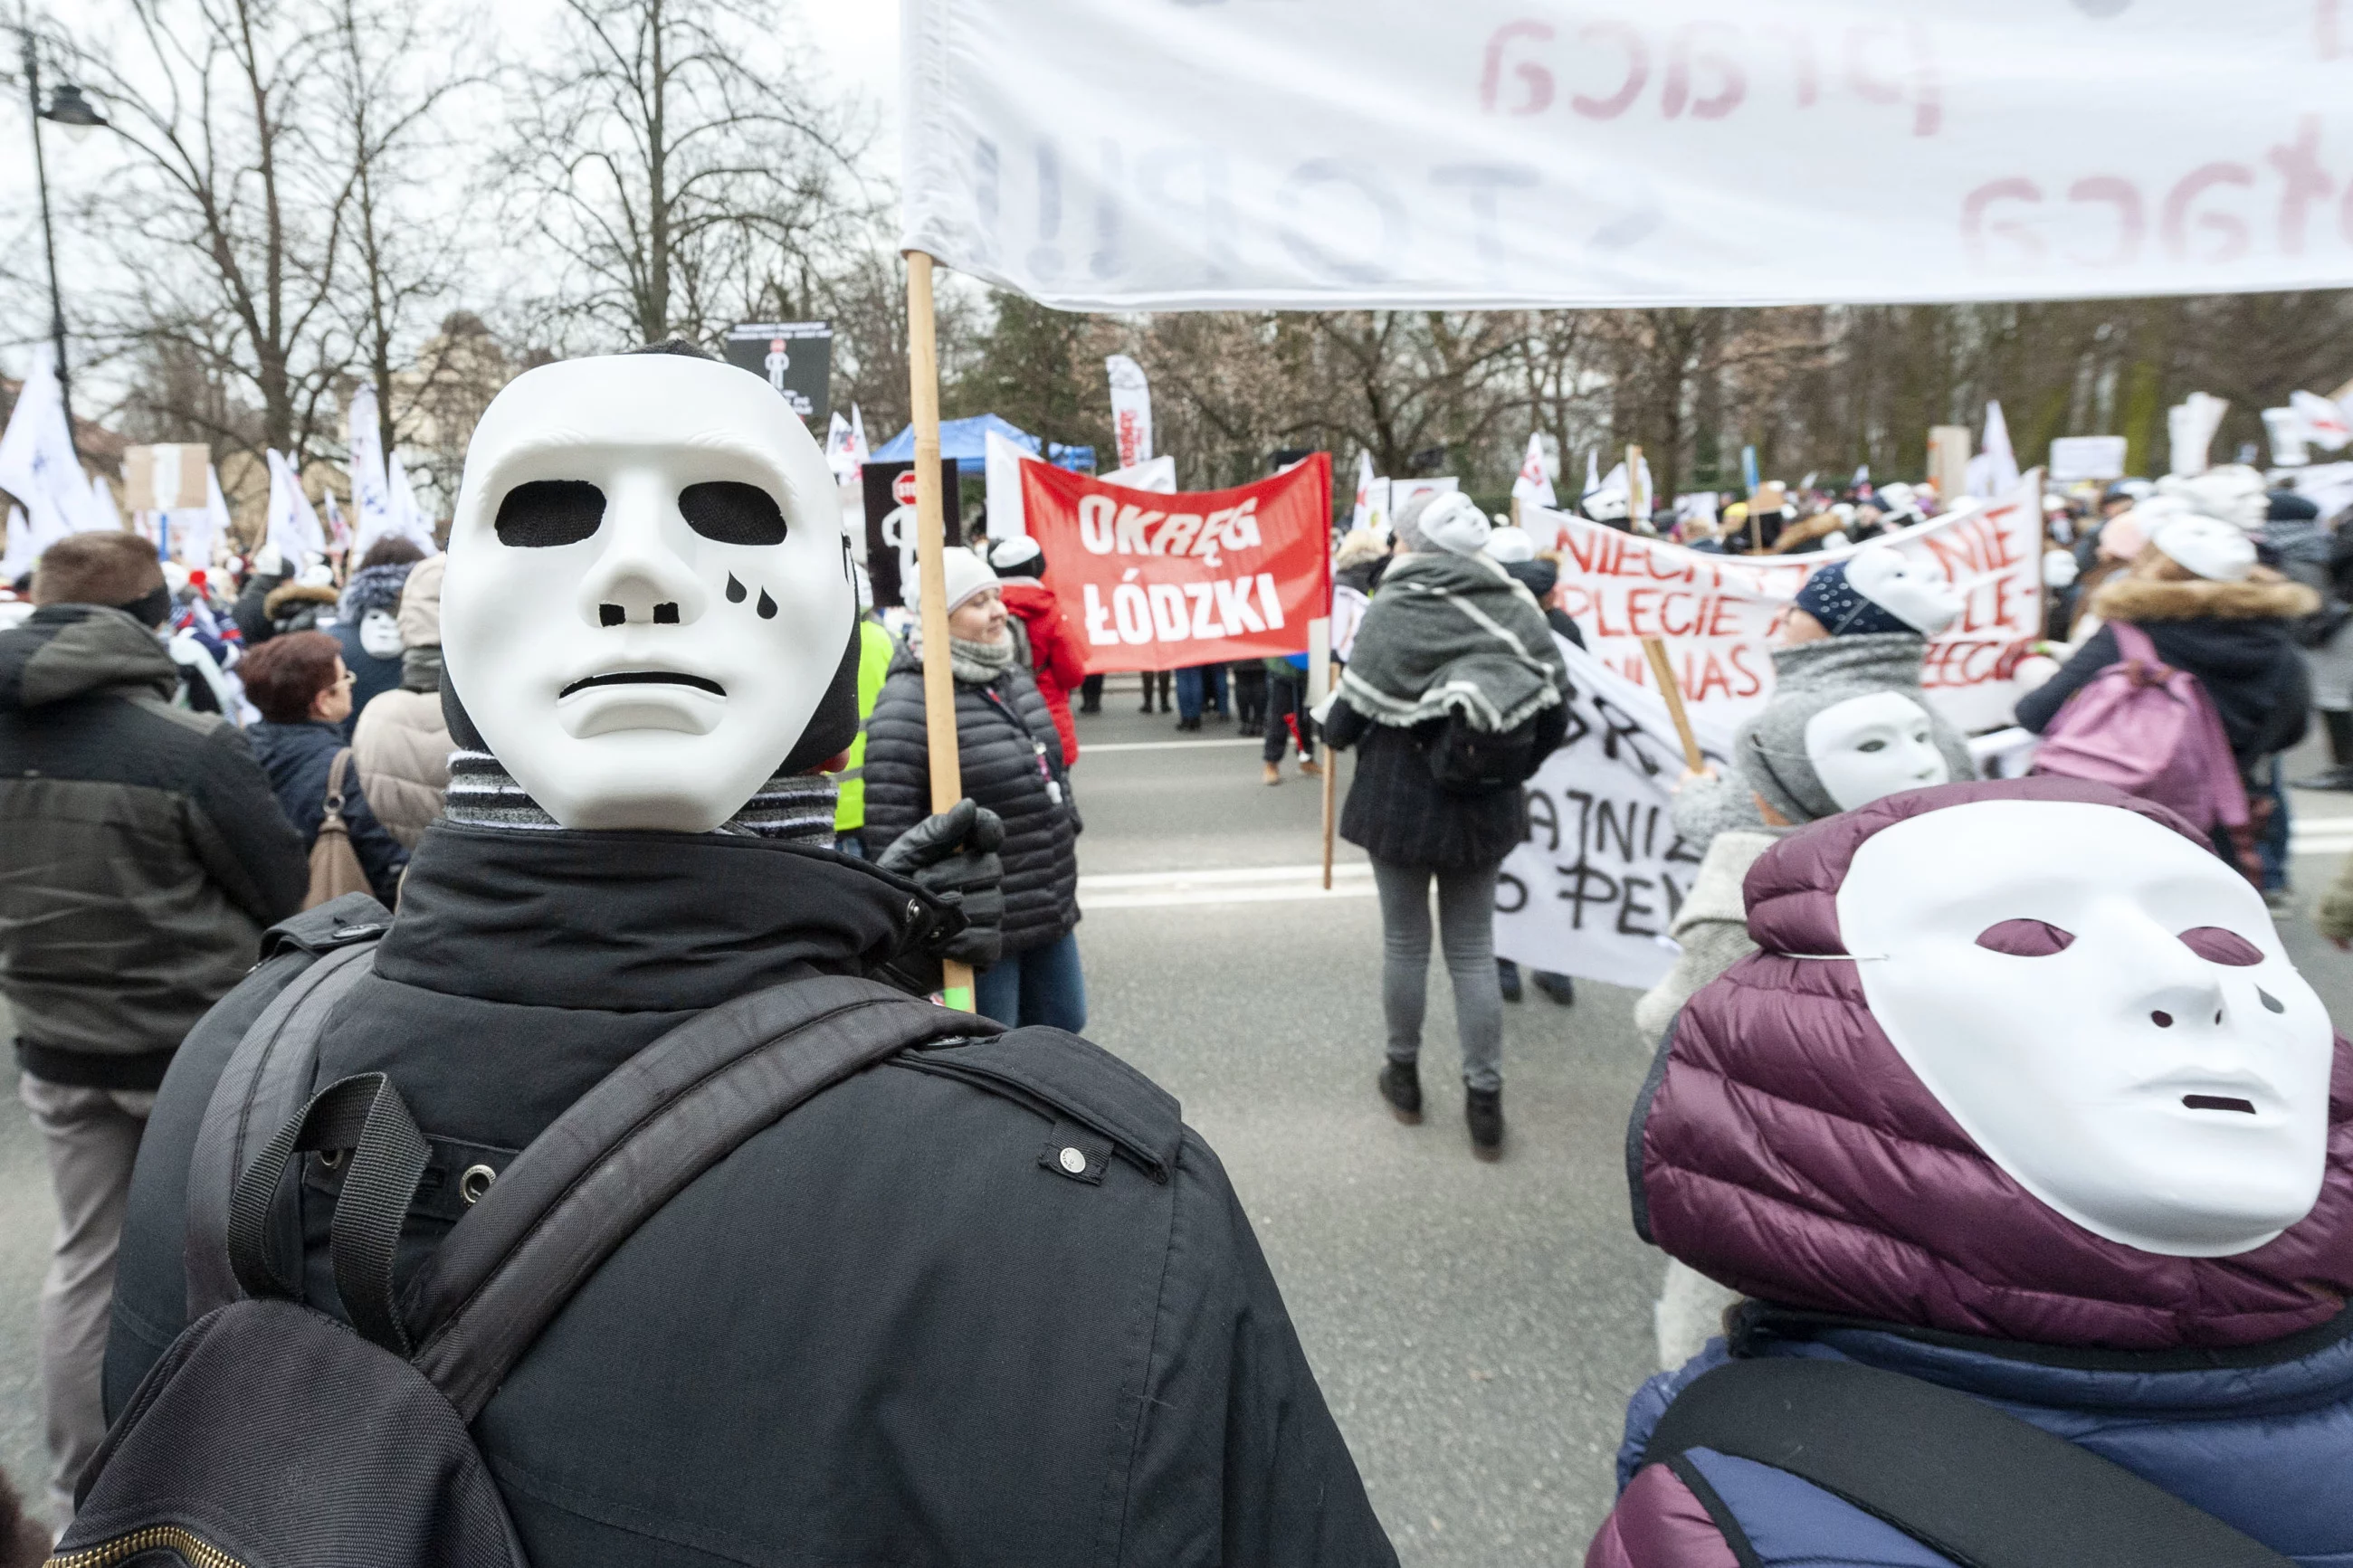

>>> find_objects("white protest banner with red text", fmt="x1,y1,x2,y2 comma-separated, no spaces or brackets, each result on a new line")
901,2,2352,311
1538,472,2043,731
1021,454,1333,673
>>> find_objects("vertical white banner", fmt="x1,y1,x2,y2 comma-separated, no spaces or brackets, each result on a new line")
1106,355,1153,470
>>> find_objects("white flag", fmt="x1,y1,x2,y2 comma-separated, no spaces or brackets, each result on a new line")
85,471,126,534
1349,451,1377,532
1583,451,1603,503
850,404,870,465
2264,409,2311,469
265,451,328,565
2293,390,2353,451
0,347,91,546
323,491,353,556
1965,401,2021,500
1510,433,1556,508
2167,393,2231,479
2,507,34,582
824,412,858,483
1106,355,1153,470
387,451,438,554
348,384,395,555
985,428,1030,540
184,465,233,569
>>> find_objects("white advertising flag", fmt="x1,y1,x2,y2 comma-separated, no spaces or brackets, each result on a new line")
985,428,1030,539
0,348,91,545
900,1,2353,311
1965,401,2021,500
850,404,870,466
1349,451,1377,532
1106,355,1153,470
824,412,859,483
1511,432,1556,508
348,384,395,554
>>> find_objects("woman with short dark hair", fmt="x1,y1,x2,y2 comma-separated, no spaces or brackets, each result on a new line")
238,631,408,903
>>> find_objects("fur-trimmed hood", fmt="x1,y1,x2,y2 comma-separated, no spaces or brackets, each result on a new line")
262,581,340,621
2089,569,2319,624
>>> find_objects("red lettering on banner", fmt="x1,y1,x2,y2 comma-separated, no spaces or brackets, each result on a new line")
1963,178,2044,271
2164,162,2256,263
1573,21,1649,119
1481,20,1555,114
1021,455,1331,673
1725,642,1767,698
1663,23,1746,120
2269,116,2332,255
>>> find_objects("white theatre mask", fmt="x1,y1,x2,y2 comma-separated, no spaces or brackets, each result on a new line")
1839,799,2334,1257
441,352,853,832
1804,691,1949,812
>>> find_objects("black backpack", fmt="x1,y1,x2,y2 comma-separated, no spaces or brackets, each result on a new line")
60,954,996,1568
1421,708,1541,795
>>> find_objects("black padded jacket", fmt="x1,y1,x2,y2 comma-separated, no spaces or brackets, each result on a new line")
862,646,1081,955
107,823,1394,1568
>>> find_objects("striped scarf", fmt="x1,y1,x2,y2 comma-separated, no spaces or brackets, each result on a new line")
443,750,837,843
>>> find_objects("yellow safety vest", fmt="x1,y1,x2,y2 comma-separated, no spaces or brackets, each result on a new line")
829,618,898,834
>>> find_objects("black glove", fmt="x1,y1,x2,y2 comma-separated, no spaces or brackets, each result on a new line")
877,797,1006,970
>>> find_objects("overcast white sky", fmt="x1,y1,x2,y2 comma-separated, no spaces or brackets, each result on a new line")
3,0,905,389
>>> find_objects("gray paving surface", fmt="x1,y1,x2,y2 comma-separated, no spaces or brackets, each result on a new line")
1,682,2351,1559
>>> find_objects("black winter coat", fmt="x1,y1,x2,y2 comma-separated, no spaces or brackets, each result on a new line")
862,648,1081,954
1328,697,1568,870
0,605,306,1086
247,718,410,904
2016,573,2319,768
108,824,1394,1568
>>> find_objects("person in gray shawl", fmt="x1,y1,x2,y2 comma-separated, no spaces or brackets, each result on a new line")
1640,547,1971,1367
1322,491,1570,1158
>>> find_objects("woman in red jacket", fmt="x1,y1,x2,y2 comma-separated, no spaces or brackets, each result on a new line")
986,536,1087,764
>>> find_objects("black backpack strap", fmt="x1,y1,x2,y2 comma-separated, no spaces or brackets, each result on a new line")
224,1071,431,1355
1643,1356,2295,1568
401,974,996,1419
185,936,380,1319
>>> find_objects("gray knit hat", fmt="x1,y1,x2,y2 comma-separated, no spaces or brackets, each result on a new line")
1734,633,1975,824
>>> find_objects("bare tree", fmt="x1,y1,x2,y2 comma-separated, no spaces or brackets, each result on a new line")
505,0,877,350
66,0,361,470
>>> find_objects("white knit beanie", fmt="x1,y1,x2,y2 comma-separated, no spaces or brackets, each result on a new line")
922,546,1000,615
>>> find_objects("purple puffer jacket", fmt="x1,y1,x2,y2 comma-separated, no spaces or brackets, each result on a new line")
1589,776,2353,1568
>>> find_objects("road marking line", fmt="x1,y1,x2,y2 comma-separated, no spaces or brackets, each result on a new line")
1082,738,1262,753
1080,861,1375,908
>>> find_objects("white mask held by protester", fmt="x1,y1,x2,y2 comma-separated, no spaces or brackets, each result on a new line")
1841,797,2333,1257
441,352,854,832
1803,691,1949,811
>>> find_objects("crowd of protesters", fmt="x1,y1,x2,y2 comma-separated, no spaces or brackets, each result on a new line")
6,392,2353,1567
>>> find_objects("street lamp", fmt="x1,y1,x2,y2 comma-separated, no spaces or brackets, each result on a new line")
21,31,110,458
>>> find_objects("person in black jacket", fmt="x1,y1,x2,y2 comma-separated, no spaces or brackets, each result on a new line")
864,546,1086,1031
0,532,306,1524
1324,493,1571,1158
237,630,411,904
107,347,1393,1568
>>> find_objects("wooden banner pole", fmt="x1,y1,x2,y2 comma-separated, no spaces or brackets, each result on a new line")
905,251,973,1011
1640,635,1706,774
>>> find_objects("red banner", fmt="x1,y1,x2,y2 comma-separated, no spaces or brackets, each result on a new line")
1021,454,1333,674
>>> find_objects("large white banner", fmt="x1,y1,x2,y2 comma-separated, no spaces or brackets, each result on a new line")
1538,473,2045,731
901,0,2353,309
1493,636,1735,992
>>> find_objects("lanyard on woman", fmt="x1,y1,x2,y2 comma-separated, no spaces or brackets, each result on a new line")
979,685,1065,806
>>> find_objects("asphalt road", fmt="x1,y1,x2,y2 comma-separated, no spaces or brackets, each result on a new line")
5,686,2353,1559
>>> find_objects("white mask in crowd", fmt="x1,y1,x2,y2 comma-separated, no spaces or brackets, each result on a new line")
441,353,853,832
1841,799,2334,1257
1843,545,1964,636
1804,691,1949,812
357,608,404,661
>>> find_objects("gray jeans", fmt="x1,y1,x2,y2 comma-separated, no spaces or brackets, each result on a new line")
1370,858,1504,1092
19,1073,154,1525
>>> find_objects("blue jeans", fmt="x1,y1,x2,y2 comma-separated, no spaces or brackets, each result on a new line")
2259,756,2291,891
1175,664,1229,721
975,928,1088,1032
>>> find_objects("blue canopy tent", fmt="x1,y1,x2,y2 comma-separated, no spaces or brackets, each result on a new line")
872,413,1093,475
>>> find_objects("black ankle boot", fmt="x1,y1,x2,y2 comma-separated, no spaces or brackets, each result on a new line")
1496,958,1522,1003
1466,1086,1503,1159
2298,710,2353,789
1377,1060,1423,1123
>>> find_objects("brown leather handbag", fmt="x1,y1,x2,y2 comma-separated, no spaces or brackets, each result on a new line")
303,749,374,909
